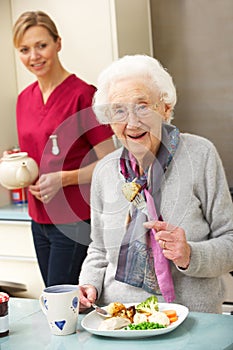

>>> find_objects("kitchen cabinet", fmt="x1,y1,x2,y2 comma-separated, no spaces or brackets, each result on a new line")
0,217,44,298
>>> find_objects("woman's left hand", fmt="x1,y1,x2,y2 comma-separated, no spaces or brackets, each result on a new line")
29,171,62,203
144,220,191,269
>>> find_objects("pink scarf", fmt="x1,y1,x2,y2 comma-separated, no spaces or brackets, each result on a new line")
115,123,179,302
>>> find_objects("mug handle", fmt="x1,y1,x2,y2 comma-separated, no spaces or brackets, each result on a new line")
39,294,47,315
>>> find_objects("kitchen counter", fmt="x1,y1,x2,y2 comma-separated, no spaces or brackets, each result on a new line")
0,207,44,298
0,204,30,221
1,298,233,350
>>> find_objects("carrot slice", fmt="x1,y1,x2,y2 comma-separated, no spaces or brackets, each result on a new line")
169,315,178,323
163,310,177,318
163,309,178,323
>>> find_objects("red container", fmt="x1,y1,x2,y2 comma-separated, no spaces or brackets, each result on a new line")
0,292,9,338
11,187,28,205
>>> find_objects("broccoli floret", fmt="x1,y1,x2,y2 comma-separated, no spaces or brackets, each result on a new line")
136,296,159,313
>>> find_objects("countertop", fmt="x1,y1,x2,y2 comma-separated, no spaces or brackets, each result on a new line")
0,204,30,221
1,298,233,350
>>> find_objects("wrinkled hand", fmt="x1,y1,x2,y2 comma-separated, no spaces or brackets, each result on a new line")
79,284,97,313
29,171,62,203
144,220,191,269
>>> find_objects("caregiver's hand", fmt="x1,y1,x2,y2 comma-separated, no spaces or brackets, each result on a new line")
144,220,191,269
29,171,62,203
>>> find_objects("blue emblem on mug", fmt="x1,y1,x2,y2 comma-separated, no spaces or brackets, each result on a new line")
44,298,48,310
55,320,66,331
72,297,78,309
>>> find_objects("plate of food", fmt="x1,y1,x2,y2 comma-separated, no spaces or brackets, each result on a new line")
81,296,189,338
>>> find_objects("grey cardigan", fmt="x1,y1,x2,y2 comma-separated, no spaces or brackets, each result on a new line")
79,133,233,313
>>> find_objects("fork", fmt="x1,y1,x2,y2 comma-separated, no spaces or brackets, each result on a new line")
133,192,146,210
132,192,148,215
91,303,111,318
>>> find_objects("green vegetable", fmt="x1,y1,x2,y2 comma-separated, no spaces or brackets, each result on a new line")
136,296,159,314
124,321,166,330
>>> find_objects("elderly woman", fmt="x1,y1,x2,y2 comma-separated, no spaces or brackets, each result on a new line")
79,55,233,313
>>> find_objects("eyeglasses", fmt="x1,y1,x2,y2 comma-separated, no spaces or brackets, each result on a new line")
109,103,160,123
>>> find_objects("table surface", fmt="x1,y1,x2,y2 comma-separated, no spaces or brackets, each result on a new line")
1,298,233,350
0,204,30,221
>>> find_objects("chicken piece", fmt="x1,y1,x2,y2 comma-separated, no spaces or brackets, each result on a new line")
126,305,136,323
106,303,136,322
98,316,131,330
106,302,126,317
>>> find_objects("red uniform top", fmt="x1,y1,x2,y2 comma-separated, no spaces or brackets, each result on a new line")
16,74,113,224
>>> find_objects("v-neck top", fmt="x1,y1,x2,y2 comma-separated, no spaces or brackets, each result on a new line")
16,74,113,224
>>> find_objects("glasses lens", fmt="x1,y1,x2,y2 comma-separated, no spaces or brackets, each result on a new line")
110,103,157,122
111,105,127,122
135,104,151,117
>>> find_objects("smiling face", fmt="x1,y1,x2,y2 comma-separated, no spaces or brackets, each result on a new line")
108,78,171,168
17,25,61,78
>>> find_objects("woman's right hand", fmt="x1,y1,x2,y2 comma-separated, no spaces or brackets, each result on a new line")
78,284,97,313
29,171,62,203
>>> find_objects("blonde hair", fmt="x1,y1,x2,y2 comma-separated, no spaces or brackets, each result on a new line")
13,11,60,48
93,55,177,124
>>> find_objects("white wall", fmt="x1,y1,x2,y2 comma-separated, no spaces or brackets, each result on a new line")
0,0,18,206
11,0,116,91
11,0,153,92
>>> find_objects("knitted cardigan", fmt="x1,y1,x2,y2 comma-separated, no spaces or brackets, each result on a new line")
79,133,233,313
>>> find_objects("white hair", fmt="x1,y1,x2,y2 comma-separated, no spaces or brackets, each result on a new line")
93,54,177,124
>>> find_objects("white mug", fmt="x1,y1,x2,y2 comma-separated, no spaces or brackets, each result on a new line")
39,284,79,336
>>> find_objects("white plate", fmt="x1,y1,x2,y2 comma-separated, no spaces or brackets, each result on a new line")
81,302,189,338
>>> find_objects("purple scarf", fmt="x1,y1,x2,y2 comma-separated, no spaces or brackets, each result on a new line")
115,123,179,302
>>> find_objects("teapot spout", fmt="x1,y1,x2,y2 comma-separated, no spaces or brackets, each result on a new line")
16,162,31,188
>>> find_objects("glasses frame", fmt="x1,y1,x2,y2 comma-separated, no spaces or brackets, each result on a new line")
109,102,162,123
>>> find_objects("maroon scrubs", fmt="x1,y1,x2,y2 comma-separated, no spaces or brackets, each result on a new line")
16,74,113,224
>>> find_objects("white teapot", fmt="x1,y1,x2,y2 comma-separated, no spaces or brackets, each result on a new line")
0,152,39,190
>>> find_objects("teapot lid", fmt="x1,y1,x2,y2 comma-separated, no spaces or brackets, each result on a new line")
2,152,28,161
